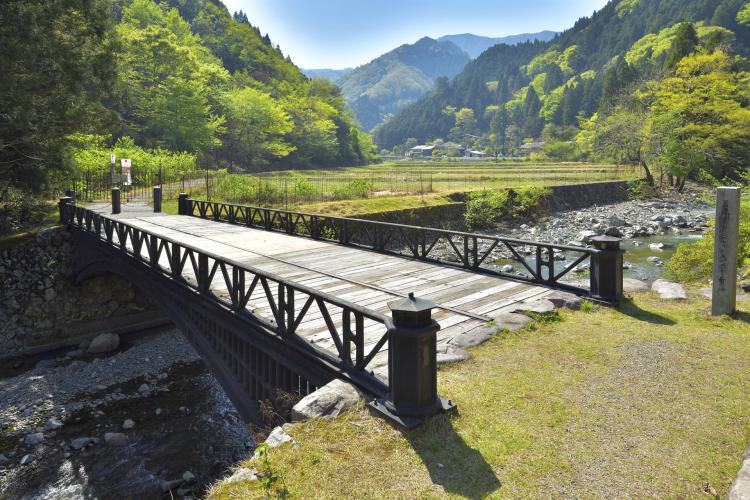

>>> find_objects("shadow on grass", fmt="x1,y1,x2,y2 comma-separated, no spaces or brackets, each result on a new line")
617,298,676,325
731,310,750,324
406,412,501,497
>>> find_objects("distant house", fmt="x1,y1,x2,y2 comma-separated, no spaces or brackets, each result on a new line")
466,149,486,158
409,145,436,157
518,141,545,155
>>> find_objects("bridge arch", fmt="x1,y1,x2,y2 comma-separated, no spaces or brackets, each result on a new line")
70,231,337,423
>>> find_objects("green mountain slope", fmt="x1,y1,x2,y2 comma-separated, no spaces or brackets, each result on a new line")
337,37,470,130
374,0,750,150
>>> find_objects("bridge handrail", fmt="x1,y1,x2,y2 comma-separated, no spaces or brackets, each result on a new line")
183,197,623,301
60,202,393,393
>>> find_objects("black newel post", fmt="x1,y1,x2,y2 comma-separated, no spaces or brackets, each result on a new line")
589,235,624,303
58,196,73,224
112,187,121,214
369,292,455,429
64,188,76,204
178,193,189,215
153,186,162,213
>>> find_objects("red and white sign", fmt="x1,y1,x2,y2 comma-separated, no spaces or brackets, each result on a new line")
121,159,132,186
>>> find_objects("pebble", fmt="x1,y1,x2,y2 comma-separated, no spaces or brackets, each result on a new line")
20,454,36,465
122,419,136,430
138,383,150,394
182,470,196,483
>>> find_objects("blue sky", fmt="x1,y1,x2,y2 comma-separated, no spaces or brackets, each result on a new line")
221,0,610,69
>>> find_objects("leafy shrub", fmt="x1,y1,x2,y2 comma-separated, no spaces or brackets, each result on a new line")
293,177,317,199
0,189,53,235
333,179,374,200
513,186,551,214
214,173,258,203
666,198,750,282
464,189,510,230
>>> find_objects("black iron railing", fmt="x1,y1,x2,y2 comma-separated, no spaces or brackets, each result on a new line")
60,201,391,396
181,197,623,300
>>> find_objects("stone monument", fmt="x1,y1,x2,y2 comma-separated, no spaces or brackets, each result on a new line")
712,187,741,316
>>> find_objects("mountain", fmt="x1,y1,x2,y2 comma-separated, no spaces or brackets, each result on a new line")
302,68,353,81
437,31,558,58
335,37,470,130
374,0,750,150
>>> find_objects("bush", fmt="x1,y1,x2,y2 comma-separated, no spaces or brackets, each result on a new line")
0,189,53,235
333,179,374,200
666,198,750,282
214,173,258,203
464,189,510,230
513,186,551,215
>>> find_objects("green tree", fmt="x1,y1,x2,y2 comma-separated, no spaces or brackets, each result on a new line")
449,108,478,143
219,87,294,168
664,22,699,70
646,49,750,187
520,87,543,138
0,0,115,196
116,0,229,156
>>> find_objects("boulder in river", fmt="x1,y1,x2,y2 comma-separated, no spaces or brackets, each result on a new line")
70,437,94,450
20,454,36,466
104,432,128,446
86,333,120,354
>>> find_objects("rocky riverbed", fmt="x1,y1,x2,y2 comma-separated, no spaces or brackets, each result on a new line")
0,329,253,499
429,192,713,284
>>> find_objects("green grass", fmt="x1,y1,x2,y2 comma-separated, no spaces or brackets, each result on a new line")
209,290,750,498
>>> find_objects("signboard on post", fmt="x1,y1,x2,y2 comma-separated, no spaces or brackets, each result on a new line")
121,159,132,186
110,154,116,165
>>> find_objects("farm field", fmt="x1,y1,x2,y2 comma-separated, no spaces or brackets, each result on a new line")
199,160,641,211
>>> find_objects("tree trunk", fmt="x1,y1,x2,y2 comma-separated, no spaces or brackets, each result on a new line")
668,174,674,187
639,160,655,186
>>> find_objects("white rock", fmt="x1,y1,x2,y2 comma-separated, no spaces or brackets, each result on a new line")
623,278,649,293
225,467,258,483
20,454,36,466
138,383,150,394
512,298,556,315
104,432,128,446
490,312,534,332
86,333,120,354
45,418,63,430
651,279,687,300
122,419,135,430
182,470,195,483
291,379,362,422
500,264,514,273
265,426,295,448
437,346,471,364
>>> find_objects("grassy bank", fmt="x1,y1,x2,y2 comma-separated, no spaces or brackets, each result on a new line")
209,290,750,498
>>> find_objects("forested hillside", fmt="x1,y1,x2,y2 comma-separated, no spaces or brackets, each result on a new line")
336,37,470,130
437,31,557,58
1,0,376,203
374,0,750,187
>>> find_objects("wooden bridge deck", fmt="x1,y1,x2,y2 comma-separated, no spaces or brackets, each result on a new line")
89,203,553,377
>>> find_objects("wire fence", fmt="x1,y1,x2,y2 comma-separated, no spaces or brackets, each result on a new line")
64,163,640,209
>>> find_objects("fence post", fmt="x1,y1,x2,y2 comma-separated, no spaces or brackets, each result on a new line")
65,188,76,204
111,187,121,215
178,193,189,215
368,292,454,429
153,186,162,213
58,196,73,224
589,236,623,303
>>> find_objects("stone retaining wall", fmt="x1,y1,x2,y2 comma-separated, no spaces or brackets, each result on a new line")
0,227,164,358
546,181,631,210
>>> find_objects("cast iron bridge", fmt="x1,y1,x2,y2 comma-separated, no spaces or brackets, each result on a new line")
59,195,622,424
